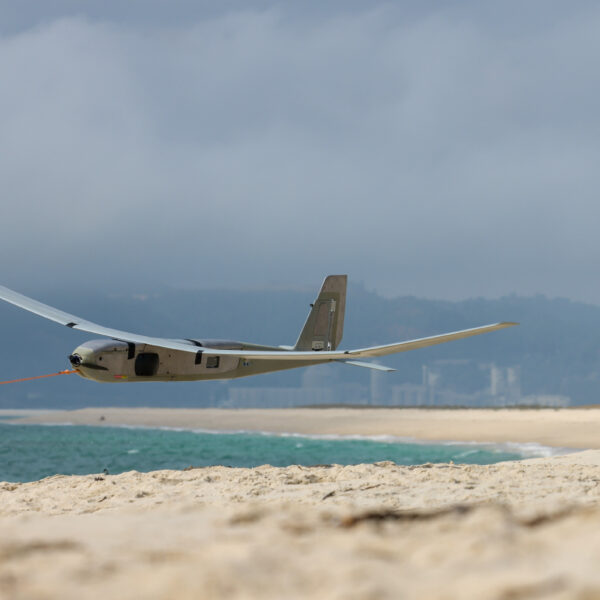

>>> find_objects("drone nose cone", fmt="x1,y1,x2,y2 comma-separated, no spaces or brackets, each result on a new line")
69,353,82,367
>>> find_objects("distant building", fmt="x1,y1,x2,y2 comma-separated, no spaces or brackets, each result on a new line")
225,386,335,408
220,358,571,409
370,369,388,405
390,383,427,406
383,360,569,407
490,365,521,402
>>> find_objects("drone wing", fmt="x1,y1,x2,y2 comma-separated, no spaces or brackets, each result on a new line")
198,321,517,360
0,285,517,362
0,284,198,351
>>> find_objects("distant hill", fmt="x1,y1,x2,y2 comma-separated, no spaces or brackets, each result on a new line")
1,283,599,407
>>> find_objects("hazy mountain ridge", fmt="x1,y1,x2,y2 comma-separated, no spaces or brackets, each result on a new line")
1,284,599,407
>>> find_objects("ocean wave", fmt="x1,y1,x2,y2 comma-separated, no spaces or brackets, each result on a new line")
97,423,569,459
8,421,571,460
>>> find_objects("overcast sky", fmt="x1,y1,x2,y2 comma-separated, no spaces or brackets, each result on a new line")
1,1,599,302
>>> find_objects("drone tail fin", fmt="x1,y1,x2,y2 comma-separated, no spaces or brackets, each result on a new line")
294,275,347,351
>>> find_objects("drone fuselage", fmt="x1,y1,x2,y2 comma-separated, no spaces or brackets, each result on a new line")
69,339,326,382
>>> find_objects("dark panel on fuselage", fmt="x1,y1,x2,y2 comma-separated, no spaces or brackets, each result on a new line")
135,353,159,376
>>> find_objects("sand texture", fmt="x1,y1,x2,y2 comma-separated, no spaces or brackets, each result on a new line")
2,450,600,599
18,406,600,449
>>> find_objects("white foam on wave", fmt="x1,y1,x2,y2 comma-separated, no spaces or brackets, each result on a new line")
118,424,570,459
27,421,574,460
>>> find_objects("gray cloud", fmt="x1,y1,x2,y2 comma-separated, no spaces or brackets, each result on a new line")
1,1,600,301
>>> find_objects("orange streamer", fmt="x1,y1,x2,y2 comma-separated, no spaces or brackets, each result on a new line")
0,369,77,385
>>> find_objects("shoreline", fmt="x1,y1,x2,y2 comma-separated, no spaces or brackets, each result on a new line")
4,419,571,460
14,406,600,449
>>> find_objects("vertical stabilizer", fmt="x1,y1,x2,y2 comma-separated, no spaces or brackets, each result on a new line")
295,275,347,351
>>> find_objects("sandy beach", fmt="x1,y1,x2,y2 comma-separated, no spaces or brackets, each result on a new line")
3,408,600,598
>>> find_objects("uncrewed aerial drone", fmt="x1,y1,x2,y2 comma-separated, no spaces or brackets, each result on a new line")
0,275,517,384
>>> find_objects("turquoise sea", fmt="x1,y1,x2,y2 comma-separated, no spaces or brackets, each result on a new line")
0,420,553,483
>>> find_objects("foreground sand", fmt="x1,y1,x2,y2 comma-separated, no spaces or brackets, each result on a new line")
18,406,600,448
5,408,600,598
3,451,600,599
